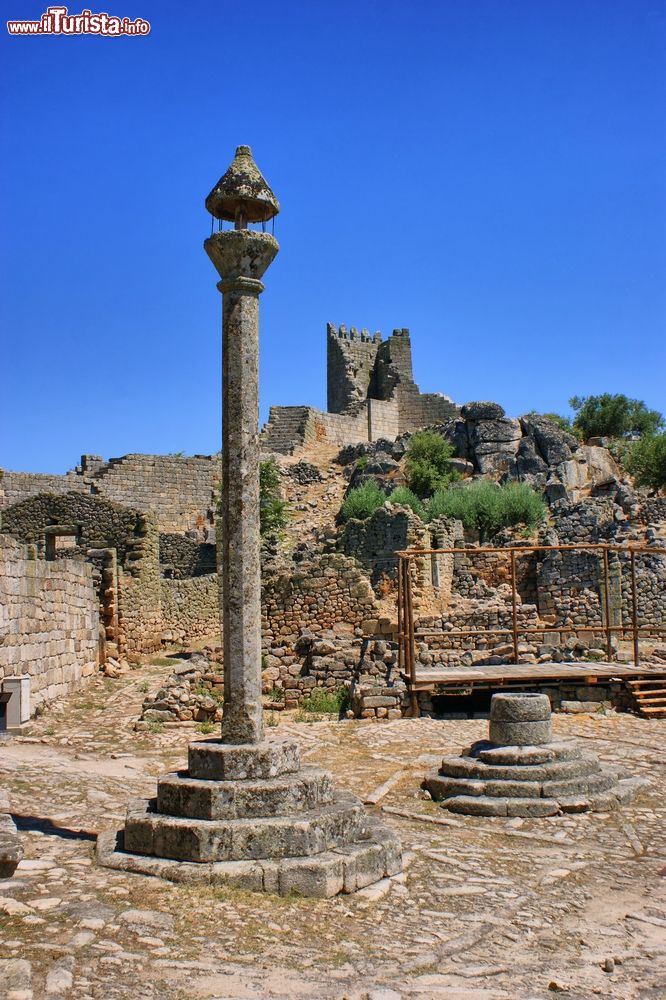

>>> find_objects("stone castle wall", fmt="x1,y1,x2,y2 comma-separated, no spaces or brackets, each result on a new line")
0,535,99,712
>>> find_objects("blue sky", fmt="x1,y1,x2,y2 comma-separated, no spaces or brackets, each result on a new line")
1,0,665,473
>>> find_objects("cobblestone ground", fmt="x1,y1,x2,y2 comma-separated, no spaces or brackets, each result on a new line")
1,665,665,1000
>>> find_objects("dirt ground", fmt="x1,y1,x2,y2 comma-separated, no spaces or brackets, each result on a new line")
1,663,665,1000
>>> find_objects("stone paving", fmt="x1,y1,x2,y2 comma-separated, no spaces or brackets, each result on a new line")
1,664,665,999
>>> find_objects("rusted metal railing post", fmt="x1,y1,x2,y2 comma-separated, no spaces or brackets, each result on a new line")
510,548,519,665
630,549,640,668
405,557,419,717
397,556,404,678
602,547,613,661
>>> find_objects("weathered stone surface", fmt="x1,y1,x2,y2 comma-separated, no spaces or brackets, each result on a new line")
490,692,551,723
187,739,300,781
123,793,368,863
461,401,506,420
488,718,553,746
97,821,400,899
442,795,560,817
156,767,332,820
0,797,23,879
475,741,580,765
520,414,578,466
436,752,601,783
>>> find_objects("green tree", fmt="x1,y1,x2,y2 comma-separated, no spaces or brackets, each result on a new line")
339,481,387,523
624,433,666,491
405,429,458,499
569,394,663,441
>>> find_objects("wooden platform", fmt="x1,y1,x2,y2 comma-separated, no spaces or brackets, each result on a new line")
404,661,666,691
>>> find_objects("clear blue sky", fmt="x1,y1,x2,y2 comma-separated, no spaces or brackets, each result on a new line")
2,0,665,473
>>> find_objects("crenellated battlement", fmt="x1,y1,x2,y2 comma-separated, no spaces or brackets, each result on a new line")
326,322,383,344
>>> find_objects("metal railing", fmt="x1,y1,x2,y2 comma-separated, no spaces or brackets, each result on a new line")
397,543,666,715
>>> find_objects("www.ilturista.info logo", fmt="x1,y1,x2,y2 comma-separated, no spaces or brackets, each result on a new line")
7,6,150,35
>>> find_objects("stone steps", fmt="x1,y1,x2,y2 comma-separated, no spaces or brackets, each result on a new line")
97,818,402,898
156,767,333,820
124,791,368,864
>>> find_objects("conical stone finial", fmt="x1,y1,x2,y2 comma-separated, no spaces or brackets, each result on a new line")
205,145,280,223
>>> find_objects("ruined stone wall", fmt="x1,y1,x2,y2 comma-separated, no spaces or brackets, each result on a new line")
0,470,90,507
89,455,219,536
158,534,216,578
1,492,144,564
1,454,220,536
160,575,219,643
338,506,427,592
116,513,162,658
261,553,376,647
0,535,99,712
327,324,381,414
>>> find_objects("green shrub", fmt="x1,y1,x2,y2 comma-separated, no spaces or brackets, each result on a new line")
426,481,545,542
355,454,369,471
388,486,426,519
339,481,386,522
266,686,284,702
259,459,289,537
404,430,458,498
624,432,666,491
302,686,350,714
217,458,289,538
570,394,663,441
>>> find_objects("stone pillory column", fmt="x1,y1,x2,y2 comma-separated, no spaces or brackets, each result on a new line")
96,146,403,897
203,144,279,744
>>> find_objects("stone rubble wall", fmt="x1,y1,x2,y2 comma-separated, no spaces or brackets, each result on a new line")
117,514,163,658
0,535,99,712
160,576,219,644
1,491,145,564
158,533,216,578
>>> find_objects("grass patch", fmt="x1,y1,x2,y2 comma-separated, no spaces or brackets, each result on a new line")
301,686,350,714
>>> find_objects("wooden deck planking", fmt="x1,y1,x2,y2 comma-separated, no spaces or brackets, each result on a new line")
404,661,666,690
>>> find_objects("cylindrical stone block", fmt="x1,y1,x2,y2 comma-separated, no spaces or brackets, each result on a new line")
488,718,553,746
490,693,551,723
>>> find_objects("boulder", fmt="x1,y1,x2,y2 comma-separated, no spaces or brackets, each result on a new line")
461,401,506,421
468,418,522,474
520,415,578,467
556,447,620,500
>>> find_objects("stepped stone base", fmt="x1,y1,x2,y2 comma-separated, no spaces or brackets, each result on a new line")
424,693,649,817
97,738,402,897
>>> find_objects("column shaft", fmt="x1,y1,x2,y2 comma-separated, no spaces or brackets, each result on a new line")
220,283,264,744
